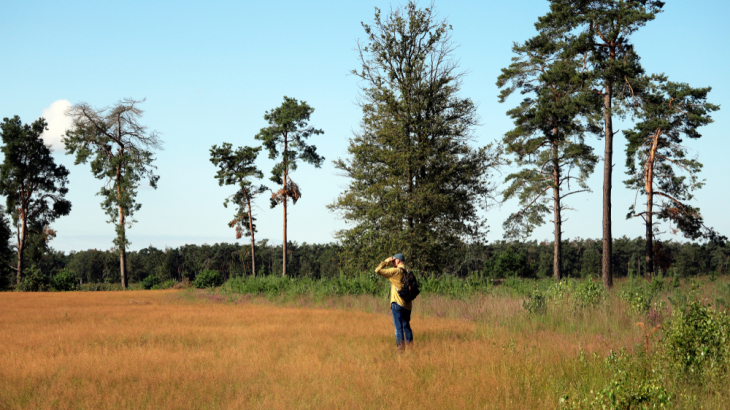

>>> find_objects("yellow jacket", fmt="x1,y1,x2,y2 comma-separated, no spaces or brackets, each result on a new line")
375,259,413,310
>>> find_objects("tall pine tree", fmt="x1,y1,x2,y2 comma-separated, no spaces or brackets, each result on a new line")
210,143,267,276
536,0,664,287
498,34,599,280
624,75,723,277
255,97,324,277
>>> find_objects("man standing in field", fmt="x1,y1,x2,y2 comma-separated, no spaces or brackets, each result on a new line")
375,253,413,352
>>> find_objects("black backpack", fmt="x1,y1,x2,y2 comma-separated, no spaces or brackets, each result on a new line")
397,267,420,302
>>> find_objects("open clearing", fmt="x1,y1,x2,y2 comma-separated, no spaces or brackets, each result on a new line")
1,290,625,409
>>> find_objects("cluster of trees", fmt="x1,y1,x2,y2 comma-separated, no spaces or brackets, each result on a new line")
1,237,726,290
329,1,722,286
1,1,723,290
0,99,163,288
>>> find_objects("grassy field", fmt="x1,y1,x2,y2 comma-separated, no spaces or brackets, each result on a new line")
1,278,728,409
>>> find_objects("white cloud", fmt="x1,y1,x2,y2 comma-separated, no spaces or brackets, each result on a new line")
41,99,73,151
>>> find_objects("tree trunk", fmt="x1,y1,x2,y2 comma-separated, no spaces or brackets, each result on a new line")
116,169,127,288
644,131,660,279
282,134,288,277
247,198,256,277
16,216,26,285
552,135,562,281
119,206,127,288
601,84,614,288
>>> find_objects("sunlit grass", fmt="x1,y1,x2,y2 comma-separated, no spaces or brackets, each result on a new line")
1,277,728,409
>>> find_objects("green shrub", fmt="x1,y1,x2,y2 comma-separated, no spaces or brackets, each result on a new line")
523,289,547,314
157,279,176,290
194,269,223,288
561,350,672,409
622,288,652,314
546,279,572,301
574,280,605,309
52,269,78,291
141,275,161,290
662,301,730,383
16,265,51,292
483,247,529,278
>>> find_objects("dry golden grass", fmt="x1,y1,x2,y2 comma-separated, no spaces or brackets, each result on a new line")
1,290,635,410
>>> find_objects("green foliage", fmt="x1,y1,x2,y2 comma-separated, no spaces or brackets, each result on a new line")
16,265,51,292
621,276,667,315
11,238,729,290
662,302,730,382
141,275,161,290
0,115,72,285
483,247,529,278
224,274,385,298
52,269,78,291
419,273,492,299
209,143,267,243
497,30,599,267
573,280,605,309
546,278,573,301
255,96,324,205
193,269,224,289
562,350,672,410
523,289,547,314
624,76,722,242
623,287,652,315
330,1,503,274
140,275,175,290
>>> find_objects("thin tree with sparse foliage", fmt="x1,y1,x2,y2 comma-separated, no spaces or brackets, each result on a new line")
255,97,324,277
498,34,599,281
210,142,267,276
64,99,162,288
624,74,723,277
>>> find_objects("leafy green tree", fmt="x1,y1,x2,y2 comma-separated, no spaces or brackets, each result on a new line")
0,116,71,285
64,99,162,288
536,0,665,287
498,34,599,280
210,142,268,276
330,2,503,273
255,97,324,277
624,75,722,277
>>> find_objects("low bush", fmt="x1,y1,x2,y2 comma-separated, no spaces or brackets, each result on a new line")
662,301,730,383
52,269,78,291
141,275,161,290
16,265,51,292
561,350,672,409
522,289,547,314
573,280,605,309
156,279,176,290
194,269,224,289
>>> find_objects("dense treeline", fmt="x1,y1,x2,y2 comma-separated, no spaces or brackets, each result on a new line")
1,237,727,290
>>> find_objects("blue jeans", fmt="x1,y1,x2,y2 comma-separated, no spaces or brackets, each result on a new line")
391,302,413,347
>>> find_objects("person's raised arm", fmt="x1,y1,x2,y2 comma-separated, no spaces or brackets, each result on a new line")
375,257,398,278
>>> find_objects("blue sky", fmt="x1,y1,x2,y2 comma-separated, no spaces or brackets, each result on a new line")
1,0,728,252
